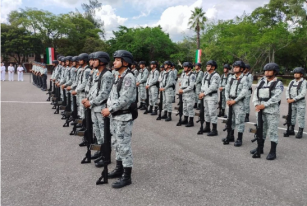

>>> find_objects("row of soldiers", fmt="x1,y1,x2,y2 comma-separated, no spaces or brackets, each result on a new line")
31,62,48,90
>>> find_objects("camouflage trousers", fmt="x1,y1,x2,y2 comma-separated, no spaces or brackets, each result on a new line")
230,100,245,133
111,119,133,168
243,91,252,114
256,112,279,143
162,88,174,113
204,97,218,124
195,83,202,104
139,84,146,103
77,92,86,119
291,101,306,128
91,110,104,144
221,89,226,110
183,91,195,117
149,86,159,107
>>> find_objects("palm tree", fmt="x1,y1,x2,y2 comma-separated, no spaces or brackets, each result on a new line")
188,7,207,49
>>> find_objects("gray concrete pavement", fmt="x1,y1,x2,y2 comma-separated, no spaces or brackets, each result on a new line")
1,74,307,206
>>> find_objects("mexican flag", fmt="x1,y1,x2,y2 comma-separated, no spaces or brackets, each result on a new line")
195,49,202,63
46,47,54,65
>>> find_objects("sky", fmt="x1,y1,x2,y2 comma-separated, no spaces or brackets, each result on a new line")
1,0,297,42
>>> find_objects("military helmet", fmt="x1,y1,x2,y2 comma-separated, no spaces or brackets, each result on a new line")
164,60,172,66
57,56,63,61
78,53,89,62
93,51,110,64
113,50,133,64
72,56,80,62
206,60,217,69
223,64,231,70
65,56,73,62
263,63,279,74
139,61,146,65
160,64,164,68
292,67,305,75
52,60,59,64
150,61,158,66
131,61,138,66
233,61,245,69
195,63,202,67
245,64,251,69
182,62,193,68
89,52,95,60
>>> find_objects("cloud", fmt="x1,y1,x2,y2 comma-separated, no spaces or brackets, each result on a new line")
132,12,149,20
93,5,128,39
45,0,121,8
1,0,22,23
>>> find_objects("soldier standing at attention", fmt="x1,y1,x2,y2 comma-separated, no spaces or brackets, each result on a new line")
136,61,148,110
251,63,284,160
171,63,178,103
284,67,306,139
194,63,204,110
243,64,253,122
199,60,220,136
223,61,248,146
101,50,136,189
144,61,159,115
178,62,196,127
218,64,231,117
131,61,139,77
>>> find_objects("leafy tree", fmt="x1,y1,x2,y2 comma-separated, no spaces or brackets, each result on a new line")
188,7,207,49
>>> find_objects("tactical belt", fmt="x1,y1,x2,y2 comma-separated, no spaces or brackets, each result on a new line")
229,96,238,99
295,97,305,101
112,109,131,117
207,91,217,96
259,98,270,101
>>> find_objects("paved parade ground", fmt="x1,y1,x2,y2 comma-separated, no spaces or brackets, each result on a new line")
1,74,307,206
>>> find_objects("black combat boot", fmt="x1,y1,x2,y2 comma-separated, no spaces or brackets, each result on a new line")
112,167,132,189
245,113,249,122
95,158,111,168
193,103,197,108
202,122,211,133
165,112,172,121
151,107,158,115
185,117,194,127
161,111,167,119
144,106,152,114
250,140,265,154
234,132,243,147
222,130,235,144
196,103,201,110
91,150,101,160
266,142,277,160
137,103,143,109
180,116,189,125
79,140,86,147
296,128,304,139
108,161,124,179
217,110,222,117
207,123,218,136
289,125,295,135
140,103,146,110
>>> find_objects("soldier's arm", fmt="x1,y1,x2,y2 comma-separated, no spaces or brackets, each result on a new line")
149,70,159,86
225,78,231,101
204,74,220,95
109,74,135,112
200,75,206,93
294,80,307,101
285,81,291,99
234,77,248,102
263,81,283,107
183,74,196,93
164,71,175,89
141,70,148,83
90,72,114,107
249,74,253,88
76,69,90,94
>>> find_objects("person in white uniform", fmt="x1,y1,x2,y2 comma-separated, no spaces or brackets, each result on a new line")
1,63,6,81
8,63,15,81
17,64,24,81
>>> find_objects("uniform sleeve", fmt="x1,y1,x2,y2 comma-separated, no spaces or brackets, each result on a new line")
285,81,291,99
225,78,231,101
183,74,196,93
141,69,148,83
234,77,248,102
204,73,220,95
149,70,159,87
76,69,90,94
90,72,114,107
165,71,175,89
109,74,136,112
294,80,307,101
263,81,283,107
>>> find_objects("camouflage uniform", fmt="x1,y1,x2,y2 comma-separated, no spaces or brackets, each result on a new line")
225,73,248,133
180,71,196,117
195,70,204,105
107,69,136,168
172,68,178,101
136,68,148,103
132,68,138,78
71,66,82,116
87,69,114,144
253,77,283,143
286,78,306,129
201,71,220,124
161,69,175,113
59,66,68,100
63,66,73,104
146,69,160,107
219,73,231,110
75,65,91,119
243,72,253,115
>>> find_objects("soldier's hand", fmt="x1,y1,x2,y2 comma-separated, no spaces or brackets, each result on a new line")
219,87,223,91
84,100,91,108
287,99,295,103
66,86,71,91
61,85,65,89
160,88,165,91
71,91,77,95
146,85,149,89
101,108,110,117
228,100,236,106
179,89,183,94
199,93,205,99
81,98,87,104
136,82,140,86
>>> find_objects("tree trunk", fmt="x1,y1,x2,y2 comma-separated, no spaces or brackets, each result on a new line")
197,27,200,50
